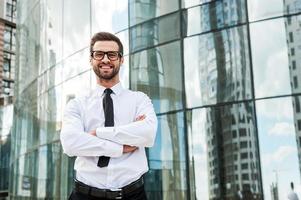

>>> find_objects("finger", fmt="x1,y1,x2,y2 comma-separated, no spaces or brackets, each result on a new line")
135,115,146,121
130,147,138,152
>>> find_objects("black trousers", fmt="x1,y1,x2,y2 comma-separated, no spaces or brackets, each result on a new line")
68,184,147,200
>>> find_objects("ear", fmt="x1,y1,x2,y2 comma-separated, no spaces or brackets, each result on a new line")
120,56,124,65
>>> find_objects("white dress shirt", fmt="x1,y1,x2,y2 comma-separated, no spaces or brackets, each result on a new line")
288,191,299,200
60,82,157,190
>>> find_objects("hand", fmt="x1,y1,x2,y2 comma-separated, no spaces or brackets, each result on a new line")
123,145,138,153
89,130,96,136
135,115,145,121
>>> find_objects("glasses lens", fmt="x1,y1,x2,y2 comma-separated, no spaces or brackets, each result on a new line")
107,52,118,61
93,51,104,60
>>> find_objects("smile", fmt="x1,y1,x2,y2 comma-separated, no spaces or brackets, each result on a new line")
99,65,113,69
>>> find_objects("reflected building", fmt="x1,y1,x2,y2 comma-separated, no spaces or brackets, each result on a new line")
0,0,16,98
6,0,301,199
129,1,186,199
0,0,16,199
0,96,13,199
270,183,278,200
188,1,262,199
284,0,301,180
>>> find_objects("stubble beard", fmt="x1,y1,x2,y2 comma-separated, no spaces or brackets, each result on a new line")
93,64,120,80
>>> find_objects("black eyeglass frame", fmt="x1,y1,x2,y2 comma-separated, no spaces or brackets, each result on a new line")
91,51,123,61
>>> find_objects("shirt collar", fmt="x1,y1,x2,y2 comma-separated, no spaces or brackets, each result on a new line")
97,82,124,97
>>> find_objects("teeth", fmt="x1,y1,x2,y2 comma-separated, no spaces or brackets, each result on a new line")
100,66,112,69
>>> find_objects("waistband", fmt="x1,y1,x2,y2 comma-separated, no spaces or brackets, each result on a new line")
74,176,144,199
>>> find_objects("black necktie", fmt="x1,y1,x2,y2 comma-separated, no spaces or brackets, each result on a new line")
97,88,114,167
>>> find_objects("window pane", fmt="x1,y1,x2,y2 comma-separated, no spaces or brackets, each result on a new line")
35,143,62,199
44,143,61,198
63,0,90,58
18,3,41,90
130,41,183,113
129,0,179,26
22,151,38,197
10,87,37,158
37,71,48,96
116,30,129,56
182,0,213,8
286,16,301,96
4,26,12,50
37,86,62,144
145,112,187,199
256,96,301,199
0,104,13,191
187,102,262,199
3,52,15,82
250,18,291,98
5,0,17,22
119,56,129,89
59,154,75,199
130,12,180,52
44,0,63,67
49,63,63,88
248,0,301,21
182,0,247,36
91,0,128,33
186,109,209,199
185,25,252,108
63,48,90,82
61,71,91,114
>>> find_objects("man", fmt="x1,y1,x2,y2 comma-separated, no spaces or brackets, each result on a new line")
288,182,299,200
60,32,158,200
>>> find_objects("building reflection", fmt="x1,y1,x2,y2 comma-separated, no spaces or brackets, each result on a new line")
0,97,13,198
129,1,186,200
284,0,301,180
270,182,279,200
190,0,263,199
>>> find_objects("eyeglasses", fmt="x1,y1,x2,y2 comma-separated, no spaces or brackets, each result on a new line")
91,51,122,61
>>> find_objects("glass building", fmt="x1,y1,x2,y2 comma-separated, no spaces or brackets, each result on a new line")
0,0,16,199
7,0,301,199
0,0,16,98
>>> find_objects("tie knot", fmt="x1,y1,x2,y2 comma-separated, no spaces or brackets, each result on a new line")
104,88,113,95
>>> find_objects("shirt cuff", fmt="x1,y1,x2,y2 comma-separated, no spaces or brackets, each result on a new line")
106,141,123,158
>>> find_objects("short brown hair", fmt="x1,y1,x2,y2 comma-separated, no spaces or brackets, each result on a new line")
90,32,124,56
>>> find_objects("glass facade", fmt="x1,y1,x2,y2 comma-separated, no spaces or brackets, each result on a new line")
0,98,13,198
0,0,17,199
7,0,301,199
0,0,16,98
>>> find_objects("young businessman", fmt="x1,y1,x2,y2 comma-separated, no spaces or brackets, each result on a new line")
60,32,158,200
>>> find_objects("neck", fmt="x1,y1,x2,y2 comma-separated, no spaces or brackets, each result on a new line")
97,77,120,88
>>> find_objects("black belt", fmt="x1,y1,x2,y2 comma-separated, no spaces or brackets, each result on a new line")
74,177,144,199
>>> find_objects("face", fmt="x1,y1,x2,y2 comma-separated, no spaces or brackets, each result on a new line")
90,41,124,81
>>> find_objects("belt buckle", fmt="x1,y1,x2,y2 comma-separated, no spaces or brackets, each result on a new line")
107,190,122,200
115,190,122,200
115,192,122,200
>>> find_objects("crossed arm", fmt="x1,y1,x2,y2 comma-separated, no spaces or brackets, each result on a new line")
89,115,146,153
60,94,157,158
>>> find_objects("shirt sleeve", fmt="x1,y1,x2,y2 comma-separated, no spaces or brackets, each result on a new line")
60,98,123,157
96,92,158,147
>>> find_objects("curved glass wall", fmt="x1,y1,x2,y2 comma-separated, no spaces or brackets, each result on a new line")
12,0,129,199
10,0,301,199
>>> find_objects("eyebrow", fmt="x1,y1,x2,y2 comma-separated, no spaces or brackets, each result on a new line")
92,50,119,52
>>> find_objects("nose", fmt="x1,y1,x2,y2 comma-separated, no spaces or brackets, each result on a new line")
102,54,110,63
